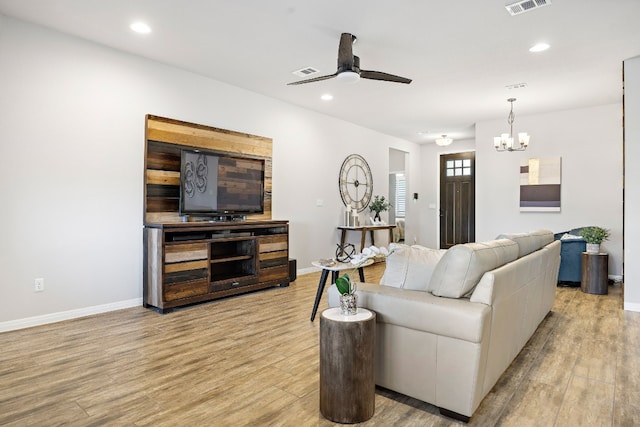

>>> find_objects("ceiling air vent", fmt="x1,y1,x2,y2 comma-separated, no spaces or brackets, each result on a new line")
505,0,551,16
506,82,528,90
292,67,320,77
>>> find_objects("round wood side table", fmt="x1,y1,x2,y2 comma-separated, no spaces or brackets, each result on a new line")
319,307,376,423
581,252,609,295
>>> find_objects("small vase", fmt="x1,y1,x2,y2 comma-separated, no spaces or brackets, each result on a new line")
339,293,357,315
373,212,381,222
586,243,600,254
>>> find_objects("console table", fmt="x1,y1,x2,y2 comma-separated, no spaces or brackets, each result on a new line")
320,308,376,423
338,224,396,252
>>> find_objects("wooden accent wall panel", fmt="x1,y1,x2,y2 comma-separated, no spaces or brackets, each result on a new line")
144,115,273,224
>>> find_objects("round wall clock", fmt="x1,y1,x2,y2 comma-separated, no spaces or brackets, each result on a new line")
339,154,373,212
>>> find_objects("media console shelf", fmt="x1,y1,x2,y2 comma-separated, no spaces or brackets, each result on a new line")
144,220,289,313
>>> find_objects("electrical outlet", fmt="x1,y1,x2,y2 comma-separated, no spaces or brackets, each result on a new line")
34,278,44,292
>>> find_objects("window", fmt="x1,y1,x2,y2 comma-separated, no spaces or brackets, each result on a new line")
395,174,406,217
446,159,472,177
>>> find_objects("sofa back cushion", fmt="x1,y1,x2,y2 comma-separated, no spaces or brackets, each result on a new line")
428,239,519,298
380,244,446,291
495,229,553,258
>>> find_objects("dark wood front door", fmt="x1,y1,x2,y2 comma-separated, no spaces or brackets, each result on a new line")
439,152,476,249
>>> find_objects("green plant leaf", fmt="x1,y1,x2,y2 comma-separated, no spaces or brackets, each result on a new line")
579,226,610,244
369,195,391,213
335,274,351,295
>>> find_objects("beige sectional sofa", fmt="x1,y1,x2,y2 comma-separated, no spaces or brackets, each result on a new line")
327,230,560,421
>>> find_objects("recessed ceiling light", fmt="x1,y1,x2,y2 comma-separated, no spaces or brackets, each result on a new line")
529,43,550,53
130,22,151,34
321,94,333,101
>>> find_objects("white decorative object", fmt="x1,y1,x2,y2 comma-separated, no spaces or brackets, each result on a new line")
586,243,600,254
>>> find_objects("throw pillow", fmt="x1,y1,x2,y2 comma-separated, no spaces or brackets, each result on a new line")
380,244,446,291
561,233,583,240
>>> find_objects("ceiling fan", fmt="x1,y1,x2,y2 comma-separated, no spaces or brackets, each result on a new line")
287,33,412,86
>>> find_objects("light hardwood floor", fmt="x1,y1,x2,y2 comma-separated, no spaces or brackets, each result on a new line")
1,263,639,426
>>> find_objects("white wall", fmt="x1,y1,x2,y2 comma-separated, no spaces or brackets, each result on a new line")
0,16,421,326
624,55,640,311
476,104,623,276
418,104,624,279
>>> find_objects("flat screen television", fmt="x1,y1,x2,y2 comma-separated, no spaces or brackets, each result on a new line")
179,149,265,217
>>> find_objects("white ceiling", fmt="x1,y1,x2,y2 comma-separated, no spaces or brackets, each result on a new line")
1,0,639,144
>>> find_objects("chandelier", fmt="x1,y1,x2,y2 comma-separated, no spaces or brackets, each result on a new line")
435,134,453,146
494,98,530,152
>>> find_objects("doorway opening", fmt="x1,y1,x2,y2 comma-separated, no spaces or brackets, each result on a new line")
389,149,408,243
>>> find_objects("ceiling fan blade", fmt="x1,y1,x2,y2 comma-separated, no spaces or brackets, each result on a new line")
360,70,412,84
337,33,356,71
287,72,338,85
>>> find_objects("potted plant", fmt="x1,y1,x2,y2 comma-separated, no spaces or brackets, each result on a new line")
335,273,358,315
579,226,610,254
369,195,391,222
335,246,392,315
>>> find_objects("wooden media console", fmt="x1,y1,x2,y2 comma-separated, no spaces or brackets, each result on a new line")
144,220,289,313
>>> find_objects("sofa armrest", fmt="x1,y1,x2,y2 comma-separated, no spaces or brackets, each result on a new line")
328,282,490,343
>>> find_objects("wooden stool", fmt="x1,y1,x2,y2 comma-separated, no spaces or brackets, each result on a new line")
581,252,609,295
320,308,376,423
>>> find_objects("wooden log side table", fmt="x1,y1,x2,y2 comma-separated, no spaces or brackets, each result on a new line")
581,252,609,295
320,308,376,423
337,225,396,253
309,258,373,322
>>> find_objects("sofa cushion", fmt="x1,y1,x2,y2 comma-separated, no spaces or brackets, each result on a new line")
428,239,519,298
495,229,553,257
380,244,446,291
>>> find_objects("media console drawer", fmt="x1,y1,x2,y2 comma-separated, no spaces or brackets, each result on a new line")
259,265,289,282
165,279,209,301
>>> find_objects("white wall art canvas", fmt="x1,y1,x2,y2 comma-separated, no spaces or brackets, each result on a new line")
520,157,562,212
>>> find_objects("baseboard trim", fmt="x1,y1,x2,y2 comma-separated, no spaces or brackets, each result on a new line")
439,407,470,423
0,298,143,333
298,266,319,275
624,301,640,313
